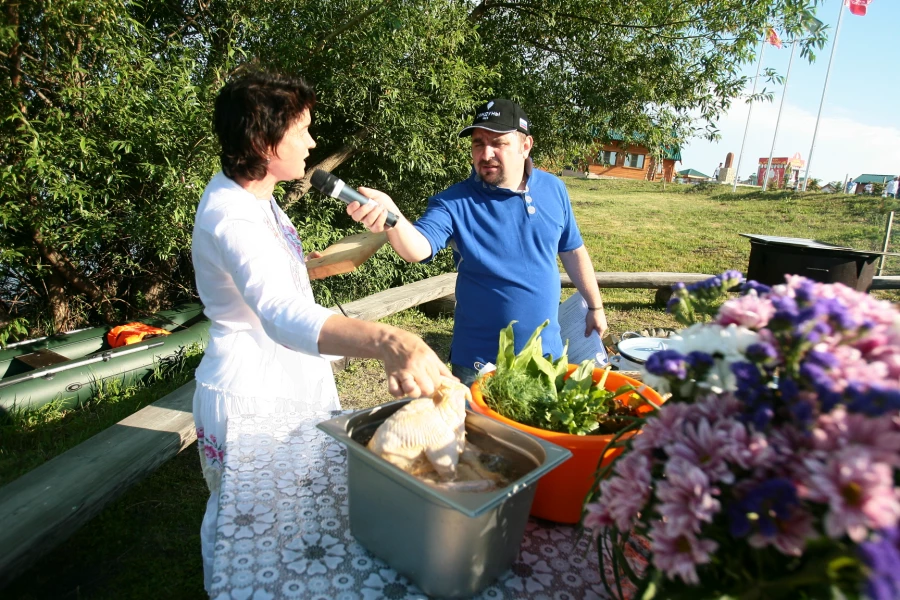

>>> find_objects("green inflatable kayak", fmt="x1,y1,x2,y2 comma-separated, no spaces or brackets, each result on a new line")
0,303,209,412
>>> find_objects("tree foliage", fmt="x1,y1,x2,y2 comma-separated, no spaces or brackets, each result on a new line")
0,0,827,334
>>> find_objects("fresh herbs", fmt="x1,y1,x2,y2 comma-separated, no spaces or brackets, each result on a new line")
481,320,638,436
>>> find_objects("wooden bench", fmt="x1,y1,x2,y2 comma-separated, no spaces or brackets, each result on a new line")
0,381,197,588
872,276,900,290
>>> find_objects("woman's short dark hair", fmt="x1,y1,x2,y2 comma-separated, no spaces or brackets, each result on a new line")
214,70,316,181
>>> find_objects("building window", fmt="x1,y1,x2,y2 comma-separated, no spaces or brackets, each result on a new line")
624,153,645,169
597,151,616,166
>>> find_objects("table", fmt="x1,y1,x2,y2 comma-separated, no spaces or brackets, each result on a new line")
210,411,626,600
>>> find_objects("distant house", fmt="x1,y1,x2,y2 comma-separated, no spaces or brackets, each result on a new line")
676,168,712,183
586,133,682,183
852,174,895,194
820,182,838,194
757,153,805,189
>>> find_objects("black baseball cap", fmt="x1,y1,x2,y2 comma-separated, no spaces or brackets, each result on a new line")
458,99,530,138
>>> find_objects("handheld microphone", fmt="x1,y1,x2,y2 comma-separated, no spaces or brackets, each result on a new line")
310,170,399,228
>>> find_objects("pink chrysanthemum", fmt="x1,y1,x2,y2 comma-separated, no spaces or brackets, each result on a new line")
716,290,775,330
716,418,776,471
655,457,720,536
631,401,693,454
813,407,900,468
804,446,900,542
591,452,653,532
666,417,736,484
649,526,718,585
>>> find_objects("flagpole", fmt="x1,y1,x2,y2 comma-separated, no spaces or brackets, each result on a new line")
762,39,796,192
732,37,767,192
802,0,846,191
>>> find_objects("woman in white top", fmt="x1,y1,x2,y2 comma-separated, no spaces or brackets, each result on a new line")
192,70,453,590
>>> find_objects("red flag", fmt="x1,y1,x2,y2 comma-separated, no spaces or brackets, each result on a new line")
846,0,873,16
766,27,782,48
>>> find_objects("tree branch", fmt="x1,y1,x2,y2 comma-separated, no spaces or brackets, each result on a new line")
469,0,694,30
282,128,370,208
314,0,393,54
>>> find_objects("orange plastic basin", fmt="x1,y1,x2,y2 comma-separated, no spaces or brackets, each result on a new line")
469,366,662,524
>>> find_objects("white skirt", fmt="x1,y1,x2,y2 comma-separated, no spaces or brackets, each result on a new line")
193,348,340,592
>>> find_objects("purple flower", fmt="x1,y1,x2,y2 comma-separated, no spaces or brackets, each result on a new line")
846,385,900,417
745,342,778,365
645,350,689,380
860,526,900,600
748,505,815,557
727,478,799,539
792,278,816,303
741,280,771,296
770,295,799,325
717,419,775,471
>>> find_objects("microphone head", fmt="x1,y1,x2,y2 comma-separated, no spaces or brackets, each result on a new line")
310,170,339,196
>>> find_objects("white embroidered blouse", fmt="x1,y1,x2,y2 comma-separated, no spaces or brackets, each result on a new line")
191,171,339,405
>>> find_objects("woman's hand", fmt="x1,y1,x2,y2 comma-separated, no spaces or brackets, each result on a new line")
380,329,455,398
317,316,454,399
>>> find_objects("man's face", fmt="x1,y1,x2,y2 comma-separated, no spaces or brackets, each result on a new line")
470,128,532,188
268,108,315,182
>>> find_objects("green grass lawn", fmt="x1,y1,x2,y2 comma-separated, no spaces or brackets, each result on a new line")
3,178,898,598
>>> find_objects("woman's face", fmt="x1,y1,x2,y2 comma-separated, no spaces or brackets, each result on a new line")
267,108,315,182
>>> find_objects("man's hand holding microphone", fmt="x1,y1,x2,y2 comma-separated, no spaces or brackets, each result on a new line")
310,170,432,262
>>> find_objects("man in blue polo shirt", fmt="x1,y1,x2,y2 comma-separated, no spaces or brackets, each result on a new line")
347,99,608,385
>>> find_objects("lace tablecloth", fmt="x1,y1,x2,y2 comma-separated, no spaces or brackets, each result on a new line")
210,411,617,600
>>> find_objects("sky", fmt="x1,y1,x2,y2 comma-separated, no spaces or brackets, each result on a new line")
681,0,900,185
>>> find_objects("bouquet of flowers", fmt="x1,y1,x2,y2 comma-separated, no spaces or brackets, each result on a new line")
584,271,900,600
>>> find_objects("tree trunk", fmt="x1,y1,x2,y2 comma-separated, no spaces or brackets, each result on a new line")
32,229,117,323
134,256,176,313
44,272,73,333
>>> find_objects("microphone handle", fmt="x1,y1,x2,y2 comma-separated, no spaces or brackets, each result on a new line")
334,182,399,228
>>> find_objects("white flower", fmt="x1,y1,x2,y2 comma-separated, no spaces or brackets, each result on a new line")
502,551,554,593
361,569,426,600
667,323,760,392
282,532,346,575
220,502,276,539
670,323,759,360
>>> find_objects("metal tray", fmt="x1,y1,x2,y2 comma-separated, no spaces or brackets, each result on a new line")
317,400,571,598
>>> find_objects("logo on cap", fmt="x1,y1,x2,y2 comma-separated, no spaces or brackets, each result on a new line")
487,101,494,109
519,118,528,131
